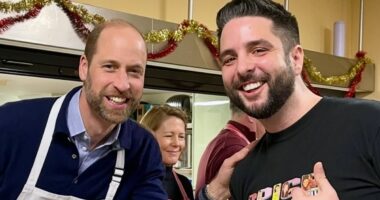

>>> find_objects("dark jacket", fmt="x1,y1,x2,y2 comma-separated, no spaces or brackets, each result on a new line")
0,87,167,199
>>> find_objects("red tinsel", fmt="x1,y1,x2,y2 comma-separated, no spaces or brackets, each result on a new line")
303,51,367,98
345,51,367,98
148,39,178,59
57,2,90,42
301,68,321,96
0,4,42,34
204,37,219,59
147,20,219,60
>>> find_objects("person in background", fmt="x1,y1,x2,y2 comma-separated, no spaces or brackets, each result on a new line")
0,19,167,199
140,105,194,200
212,0,379,199
195,102,265,196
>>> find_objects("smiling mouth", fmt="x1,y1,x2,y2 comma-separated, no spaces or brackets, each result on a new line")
107,96,128,104
241,82,263,92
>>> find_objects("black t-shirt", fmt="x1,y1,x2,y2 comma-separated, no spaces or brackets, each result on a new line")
164,167,194,200
231,97,380,200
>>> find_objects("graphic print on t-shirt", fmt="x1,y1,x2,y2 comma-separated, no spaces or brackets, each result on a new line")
248,173,319,200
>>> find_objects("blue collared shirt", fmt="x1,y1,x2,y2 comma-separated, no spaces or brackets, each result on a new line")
67,89,121,174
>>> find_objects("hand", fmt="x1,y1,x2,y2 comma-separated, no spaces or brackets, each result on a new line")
291,162,339,200
206,141,258,200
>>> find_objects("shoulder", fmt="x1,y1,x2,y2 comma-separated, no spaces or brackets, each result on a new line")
0,98,55,129
212,129,248,149
175,172,194,197
321,97,380,121
322,97,380,111
121,119,156,142
118,120,161,158
175,172,191,184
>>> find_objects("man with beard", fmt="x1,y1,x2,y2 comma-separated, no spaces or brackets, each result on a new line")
0,19,166,199
200,0,380,200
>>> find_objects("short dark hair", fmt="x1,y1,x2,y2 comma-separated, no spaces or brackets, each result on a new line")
216,0,300,53
84,19,143,65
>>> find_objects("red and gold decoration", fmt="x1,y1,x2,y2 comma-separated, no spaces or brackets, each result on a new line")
0,0,104,40
0,0,371,97
302,51,371,97
144,19,218,59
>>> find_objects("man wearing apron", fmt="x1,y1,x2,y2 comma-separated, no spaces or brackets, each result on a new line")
195,103,265,197
0,19,167,199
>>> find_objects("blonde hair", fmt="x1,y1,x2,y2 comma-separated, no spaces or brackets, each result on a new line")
140,105,188,132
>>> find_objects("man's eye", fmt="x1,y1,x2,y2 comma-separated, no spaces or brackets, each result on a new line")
222,57,236,66
252,48,268,56
103,64,115,70
128,67,144,77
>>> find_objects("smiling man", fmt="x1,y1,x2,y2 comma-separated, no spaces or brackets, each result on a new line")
0,19,166,199
202,0,380,200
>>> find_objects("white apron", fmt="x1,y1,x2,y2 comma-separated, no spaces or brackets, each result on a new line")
17,95,125,200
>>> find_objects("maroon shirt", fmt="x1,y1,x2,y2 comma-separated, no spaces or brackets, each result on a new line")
195,120,256,196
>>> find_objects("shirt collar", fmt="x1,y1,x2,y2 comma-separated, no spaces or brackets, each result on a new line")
67,89,85,137
66,89,121,147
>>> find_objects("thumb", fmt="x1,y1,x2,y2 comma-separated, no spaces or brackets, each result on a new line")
313,162,330,190
313,162,339,198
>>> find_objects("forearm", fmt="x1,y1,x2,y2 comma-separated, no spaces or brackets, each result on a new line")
207,181,230,200
197,182,230,200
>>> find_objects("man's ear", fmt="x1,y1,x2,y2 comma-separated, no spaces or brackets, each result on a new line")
79,55,89,81
289,45,304,75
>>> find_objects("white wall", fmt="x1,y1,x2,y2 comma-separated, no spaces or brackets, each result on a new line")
191,93,230,186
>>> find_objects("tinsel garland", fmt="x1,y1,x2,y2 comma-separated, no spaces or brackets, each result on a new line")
0,4,42,34
58,0,105,25
0,0,51,13
303,52,370,86
301,68,321,96
344,51,367,97
148,39,177,60
57,2,90,42
145,19,219,59
0,0,370,96
0,0,104,41
302,51,370,97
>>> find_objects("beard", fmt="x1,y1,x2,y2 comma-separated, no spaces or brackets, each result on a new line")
83,75,140,124
225,60,295,119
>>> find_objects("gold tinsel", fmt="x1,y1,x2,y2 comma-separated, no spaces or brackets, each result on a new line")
144,19,218,47
0,0,52,13
58,0,105,25
3,2,368,87
144,29,170,43
0,0,104,25
303,56,371,85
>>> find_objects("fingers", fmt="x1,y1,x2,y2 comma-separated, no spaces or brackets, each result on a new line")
290,187,306,199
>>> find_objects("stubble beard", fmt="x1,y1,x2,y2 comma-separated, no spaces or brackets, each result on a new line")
225,60,295,119
84,77,140,124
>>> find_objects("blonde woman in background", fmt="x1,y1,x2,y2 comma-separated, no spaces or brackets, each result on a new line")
140,105,194,200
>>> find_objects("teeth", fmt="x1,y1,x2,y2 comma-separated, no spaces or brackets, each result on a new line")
243,82,262,91
109,97,126,103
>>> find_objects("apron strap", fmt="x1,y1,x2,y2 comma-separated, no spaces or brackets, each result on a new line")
20,95,66,193
105,149,125,200
172,169,190,200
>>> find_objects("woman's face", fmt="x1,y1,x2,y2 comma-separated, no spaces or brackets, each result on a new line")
154,116,186,166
